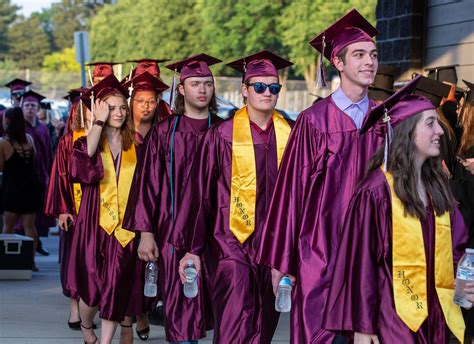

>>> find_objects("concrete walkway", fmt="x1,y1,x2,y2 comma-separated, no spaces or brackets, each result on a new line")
0,235,291,343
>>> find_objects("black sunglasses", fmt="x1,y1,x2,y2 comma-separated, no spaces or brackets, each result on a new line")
246,82,282,95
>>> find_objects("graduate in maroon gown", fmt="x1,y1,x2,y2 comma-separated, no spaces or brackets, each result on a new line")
123,53,222,344
21,90,54,247
44,87,90,330
324,75,472,343
86,61,117,86
70,75,138,344
255,10,382,343
0,79,32,136
125,58,173,122
121,71,169,340
169,50,293,344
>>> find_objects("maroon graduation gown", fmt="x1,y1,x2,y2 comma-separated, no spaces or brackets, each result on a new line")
123,114,220,342
44,133,78,298
69,137,137,322
323,169,468,343
26,120,55,235
171,116,294,344
255,97,383,343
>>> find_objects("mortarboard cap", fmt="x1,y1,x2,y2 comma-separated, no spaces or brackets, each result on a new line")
123,71,169,96
368,64,399,101
226,50,293,83
411,74,450,108
81,74,129,110
361,75,435,134
4,78,32,92
309,8,378,62
165,53,222,82
64,87,89,104
22,90,46,104
127,58,169,78
425,64,458,85
86,61,117,78
463,79,473,104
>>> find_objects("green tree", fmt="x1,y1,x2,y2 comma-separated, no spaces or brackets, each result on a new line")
278,0,376,92
0,0,19,59
199,0,291,75
41,47,81,98
7,16,51,69
42,47,80,72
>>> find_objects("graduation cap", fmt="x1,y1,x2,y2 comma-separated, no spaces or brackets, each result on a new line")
22,90,46,104
165,53,222,82
4,78,32,99
309,9,378,62
86,61,118,85
309,9,378,87
63,87,89,104
127,58,170,79
368,65,399,101
411,74,450,108
361,75,435,170
123,71,169,97
226,50,293,83
463,79,473,104
80,74,129,111
64,87,89,130
425,64,458,85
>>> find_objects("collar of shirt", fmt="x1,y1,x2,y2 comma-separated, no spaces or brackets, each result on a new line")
331,86,369,115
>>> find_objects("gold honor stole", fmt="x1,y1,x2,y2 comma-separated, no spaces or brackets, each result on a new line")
230,107,291,244
384,171,464,341
72,130,85,214
99,142,137,248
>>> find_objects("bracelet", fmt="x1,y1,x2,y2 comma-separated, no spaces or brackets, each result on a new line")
94,120,105,127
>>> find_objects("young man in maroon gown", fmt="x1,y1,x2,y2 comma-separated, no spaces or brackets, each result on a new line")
123,53,222,343
255,10,382,343
170,50,294,344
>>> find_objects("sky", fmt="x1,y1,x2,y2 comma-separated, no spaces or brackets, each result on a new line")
12,0,61,17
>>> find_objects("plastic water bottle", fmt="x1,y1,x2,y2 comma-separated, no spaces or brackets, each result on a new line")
275,276,292,312
454,248,474,308
183,259,198,298
144,261,158,297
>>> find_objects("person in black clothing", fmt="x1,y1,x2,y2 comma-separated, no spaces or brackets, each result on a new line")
0,107,42,271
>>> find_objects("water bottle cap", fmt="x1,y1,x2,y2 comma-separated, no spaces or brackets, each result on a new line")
466,248,474,254
279,276,292,286
187,259,194,266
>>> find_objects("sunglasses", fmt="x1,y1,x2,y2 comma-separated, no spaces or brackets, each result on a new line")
246,82,282,95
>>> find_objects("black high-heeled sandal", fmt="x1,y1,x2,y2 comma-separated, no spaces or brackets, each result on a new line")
136,325,150,341
69,319,97,330
80,323,99,344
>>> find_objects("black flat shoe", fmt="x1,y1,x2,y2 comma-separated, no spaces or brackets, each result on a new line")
136,326,150,341
36,240,50,256
148,306,164,326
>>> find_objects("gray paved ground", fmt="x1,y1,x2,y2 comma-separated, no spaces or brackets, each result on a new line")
0,234,290,343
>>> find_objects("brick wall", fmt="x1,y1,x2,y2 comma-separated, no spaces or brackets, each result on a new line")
375,0,425,80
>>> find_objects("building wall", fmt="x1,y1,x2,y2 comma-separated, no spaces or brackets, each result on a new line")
425,0,474,85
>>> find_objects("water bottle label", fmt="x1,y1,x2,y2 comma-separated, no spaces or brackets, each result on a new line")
456,269,474,280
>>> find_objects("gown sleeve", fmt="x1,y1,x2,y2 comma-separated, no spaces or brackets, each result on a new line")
70,136,104,184
323,182,389,335
256,112,327,275
123,125,164,233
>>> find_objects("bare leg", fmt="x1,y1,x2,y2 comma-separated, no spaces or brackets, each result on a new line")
79,298,98,343
21,213,38,266
69,298,80,323
3,211,19,234
101,318,119,344
119,316,133,344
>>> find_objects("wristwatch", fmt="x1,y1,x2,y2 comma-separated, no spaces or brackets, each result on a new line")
94,120,105,127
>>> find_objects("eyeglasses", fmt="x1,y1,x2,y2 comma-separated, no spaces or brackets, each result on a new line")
134,99,158,107
246,82,282,95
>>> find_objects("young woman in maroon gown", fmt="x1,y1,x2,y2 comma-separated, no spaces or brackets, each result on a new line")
70,75,138,344
324,76,473,343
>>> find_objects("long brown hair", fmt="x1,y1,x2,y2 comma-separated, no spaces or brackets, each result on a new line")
367,112,456,219
458,102,474,156
173,82,218,117
72,102,90,132
98,92,136,151
5,107,27,144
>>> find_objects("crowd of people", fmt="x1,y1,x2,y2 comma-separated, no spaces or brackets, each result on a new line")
1,7,474,344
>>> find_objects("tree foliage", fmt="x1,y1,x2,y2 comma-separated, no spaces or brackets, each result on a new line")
0,0,19,59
